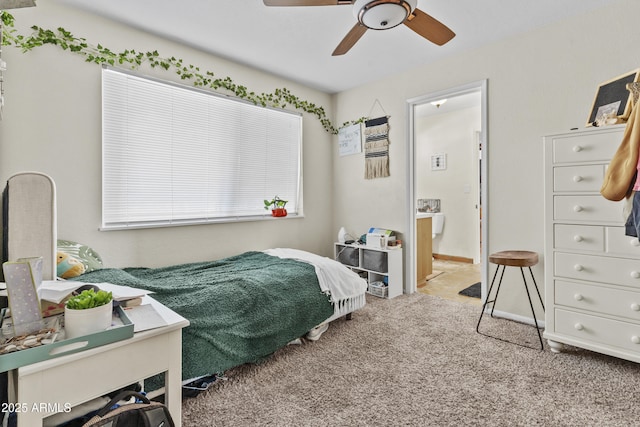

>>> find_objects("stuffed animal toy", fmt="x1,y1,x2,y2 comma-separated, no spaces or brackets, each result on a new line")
56,251,86,279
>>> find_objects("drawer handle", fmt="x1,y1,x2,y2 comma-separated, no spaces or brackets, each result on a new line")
574,293,584,301
573,205,583,212
632,239,640,247
574,323,584,331
573,175,583,182
573,235,583,242
574,264,584,272
632,271,640,279
631,303,640,312
573,145,583,152
632,336,640,345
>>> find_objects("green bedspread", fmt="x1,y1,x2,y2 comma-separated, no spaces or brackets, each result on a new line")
74,251,334,380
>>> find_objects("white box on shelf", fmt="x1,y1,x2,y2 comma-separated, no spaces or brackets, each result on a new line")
366,233,388,249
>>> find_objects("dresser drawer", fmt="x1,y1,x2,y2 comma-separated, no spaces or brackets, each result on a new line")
553,165,606,192
554,224,604,252
554,252,640,288
554,195,623,223
606,226,640,258
555,280,640,321
555,309,640,353
552,131,620,163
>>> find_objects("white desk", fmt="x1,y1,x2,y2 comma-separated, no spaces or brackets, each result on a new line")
9,297,189,426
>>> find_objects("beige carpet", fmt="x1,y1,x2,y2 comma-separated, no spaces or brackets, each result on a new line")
182,293,640,426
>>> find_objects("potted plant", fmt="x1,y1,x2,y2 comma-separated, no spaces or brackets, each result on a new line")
264,196,288,217
64,288,113,339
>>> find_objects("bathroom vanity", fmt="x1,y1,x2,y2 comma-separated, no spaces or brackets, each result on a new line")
416,214,433,284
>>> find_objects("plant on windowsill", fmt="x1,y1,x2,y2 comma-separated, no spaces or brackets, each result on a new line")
64,288,113,339
264,196,288,217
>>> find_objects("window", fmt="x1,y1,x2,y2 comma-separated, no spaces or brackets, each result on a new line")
101,67,302,230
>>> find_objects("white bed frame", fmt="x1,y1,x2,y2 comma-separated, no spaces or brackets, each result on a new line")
325,293,366,323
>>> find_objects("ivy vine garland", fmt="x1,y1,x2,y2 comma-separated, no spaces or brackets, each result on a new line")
0,12,365,134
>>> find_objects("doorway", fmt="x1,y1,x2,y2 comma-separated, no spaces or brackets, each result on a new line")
405,80,488,299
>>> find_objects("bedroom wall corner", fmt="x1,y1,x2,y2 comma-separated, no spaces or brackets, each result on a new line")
0,1,336,268
332,0,640,316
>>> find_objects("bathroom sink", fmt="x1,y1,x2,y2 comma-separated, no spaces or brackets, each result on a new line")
416,212,436,219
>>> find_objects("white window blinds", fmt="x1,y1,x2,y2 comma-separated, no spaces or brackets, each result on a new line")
101,68,302,229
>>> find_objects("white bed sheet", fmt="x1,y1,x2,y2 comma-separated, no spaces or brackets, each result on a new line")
263,248,367,303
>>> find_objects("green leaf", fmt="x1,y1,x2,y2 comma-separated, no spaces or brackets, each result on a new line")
66,289,113,310
0,16,341,134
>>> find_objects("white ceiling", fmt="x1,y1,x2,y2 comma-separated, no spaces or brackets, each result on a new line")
55,0,619,94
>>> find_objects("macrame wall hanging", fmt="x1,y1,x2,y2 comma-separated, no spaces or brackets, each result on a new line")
364,99,390,179
364,115,390,179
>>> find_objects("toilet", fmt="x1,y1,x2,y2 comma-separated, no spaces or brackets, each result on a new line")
431,213,444,239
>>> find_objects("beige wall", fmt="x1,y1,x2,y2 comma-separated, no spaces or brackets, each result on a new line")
2,0,638,320
332,0,639,318
0,1,335,268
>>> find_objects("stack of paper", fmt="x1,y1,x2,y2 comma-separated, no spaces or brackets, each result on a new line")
123,304,168,332
37,281,152,304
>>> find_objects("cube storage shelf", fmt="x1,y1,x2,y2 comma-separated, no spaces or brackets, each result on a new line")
334,243,403,299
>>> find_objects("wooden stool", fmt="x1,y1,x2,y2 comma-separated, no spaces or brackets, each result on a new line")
476,250,545,349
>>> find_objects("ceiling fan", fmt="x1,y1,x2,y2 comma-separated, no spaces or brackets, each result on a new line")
263,0,455,56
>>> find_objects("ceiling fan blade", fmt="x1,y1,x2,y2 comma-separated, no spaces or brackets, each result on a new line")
0,0,36,9
404,8,455,46
332,23,367,56
263,0,351,6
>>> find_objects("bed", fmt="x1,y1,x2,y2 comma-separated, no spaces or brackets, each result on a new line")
0,172,368,383
71,249,366,381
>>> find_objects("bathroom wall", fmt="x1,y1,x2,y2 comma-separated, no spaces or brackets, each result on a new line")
415,106,482,262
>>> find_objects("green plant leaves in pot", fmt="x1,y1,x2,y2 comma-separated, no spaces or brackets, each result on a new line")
66,289,113,310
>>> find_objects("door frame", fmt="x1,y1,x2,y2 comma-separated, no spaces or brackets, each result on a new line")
405,79,489,296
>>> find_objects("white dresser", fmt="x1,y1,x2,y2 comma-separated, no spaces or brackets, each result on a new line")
543,125,640,361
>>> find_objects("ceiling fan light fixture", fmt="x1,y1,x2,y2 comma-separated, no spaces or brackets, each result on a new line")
353,0,417,30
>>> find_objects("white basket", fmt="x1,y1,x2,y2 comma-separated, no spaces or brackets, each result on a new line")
368,281,388,298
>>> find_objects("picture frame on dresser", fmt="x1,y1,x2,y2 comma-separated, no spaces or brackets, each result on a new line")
587,69,640,127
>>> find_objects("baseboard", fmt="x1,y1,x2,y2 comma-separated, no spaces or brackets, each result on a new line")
432,253,474,264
